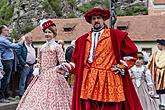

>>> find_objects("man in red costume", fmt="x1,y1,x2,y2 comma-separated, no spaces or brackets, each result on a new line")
58,8,143,110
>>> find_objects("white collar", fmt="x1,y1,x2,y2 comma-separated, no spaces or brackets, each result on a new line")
46,39,55,45
40,39,56,51
24,41,32,46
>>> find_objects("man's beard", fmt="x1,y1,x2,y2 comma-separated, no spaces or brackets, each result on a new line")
93,23,104,32
94,26,101,30
93,22,104,30
94,23,101,29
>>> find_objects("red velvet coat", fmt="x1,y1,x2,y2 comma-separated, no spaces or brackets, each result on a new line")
71,28,143,110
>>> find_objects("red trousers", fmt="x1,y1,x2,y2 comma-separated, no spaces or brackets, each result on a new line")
80,99,124,110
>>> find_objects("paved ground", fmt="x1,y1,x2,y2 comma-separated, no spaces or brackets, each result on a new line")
0,97,163,110
0,100,19,110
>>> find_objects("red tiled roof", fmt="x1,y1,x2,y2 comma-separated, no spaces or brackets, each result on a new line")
154,0,165,4
31,18,91,42
116,15,165,41
31,15,165,42
116,21,129,30
149,9,165,15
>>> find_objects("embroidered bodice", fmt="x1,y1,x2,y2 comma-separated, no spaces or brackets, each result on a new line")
38,39,65,71
130,65,153,87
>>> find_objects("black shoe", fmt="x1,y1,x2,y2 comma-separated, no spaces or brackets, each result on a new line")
19,95,22,98
7,97,16,101
159,105,165,110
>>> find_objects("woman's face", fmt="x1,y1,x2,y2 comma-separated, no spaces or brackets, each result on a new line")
135,56,143,66
44,29,54,41
0,26,9,37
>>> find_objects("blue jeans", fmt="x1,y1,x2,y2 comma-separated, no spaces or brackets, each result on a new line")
0,60,13,99
19,65,33,96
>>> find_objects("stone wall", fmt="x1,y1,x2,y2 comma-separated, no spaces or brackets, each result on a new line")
9,0,78,39
10,0,57,38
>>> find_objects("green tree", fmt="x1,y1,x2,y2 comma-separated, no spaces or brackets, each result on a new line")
116,4,148,16
78,0,148,16
10,29,17,41
68,0,77,9
47,0,62,17
0,0,14,25
78,0,103,13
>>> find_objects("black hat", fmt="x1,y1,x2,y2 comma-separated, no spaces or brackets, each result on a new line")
156,39,165,45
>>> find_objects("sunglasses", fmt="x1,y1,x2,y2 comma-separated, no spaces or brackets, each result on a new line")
137,57,143,60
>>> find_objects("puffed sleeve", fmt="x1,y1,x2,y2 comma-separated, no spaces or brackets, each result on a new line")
56,45,66,64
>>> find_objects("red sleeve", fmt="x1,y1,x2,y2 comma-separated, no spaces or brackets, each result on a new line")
120,35,138,69
70,40,79,74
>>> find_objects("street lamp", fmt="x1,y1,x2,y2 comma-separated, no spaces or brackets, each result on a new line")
109,0,117,28
109,0,112,28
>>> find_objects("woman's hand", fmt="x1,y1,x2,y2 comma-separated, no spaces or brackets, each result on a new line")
55,65,65,75
148,91,155,97
34,63,40,68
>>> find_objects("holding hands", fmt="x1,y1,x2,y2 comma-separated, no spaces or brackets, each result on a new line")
55,63,69,76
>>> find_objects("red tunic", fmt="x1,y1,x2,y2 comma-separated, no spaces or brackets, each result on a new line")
71,28,142,110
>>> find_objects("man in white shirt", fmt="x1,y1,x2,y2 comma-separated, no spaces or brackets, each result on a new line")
16,32,36,98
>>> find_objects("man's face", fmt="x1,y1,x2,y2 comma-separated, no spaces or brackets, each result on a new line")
91,15,104,29
157,43,165,50
25,33,33,44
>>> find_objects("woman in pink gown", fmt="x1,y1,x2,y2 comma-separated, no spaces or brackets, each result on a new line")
16,20,72,110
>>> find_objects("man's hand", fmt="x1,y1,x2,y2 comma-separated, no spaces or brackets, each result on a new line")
0,70,5,75
111,65,118,71
24,64,29,68
0,70,5,79
111,64,125,75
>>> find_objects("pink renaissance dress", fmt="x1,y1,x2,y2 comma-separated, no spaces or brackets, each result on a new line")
16,39,72,110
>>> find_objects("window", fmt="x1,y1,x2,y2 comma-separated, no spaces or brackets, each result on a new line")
64,28,73,32
63,23,77,32
142,48,152,64
142,48,152,56
116,21,129,30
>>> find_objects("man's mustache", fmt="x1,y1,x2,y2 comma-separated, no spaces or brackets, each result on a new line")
94,22,100,25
